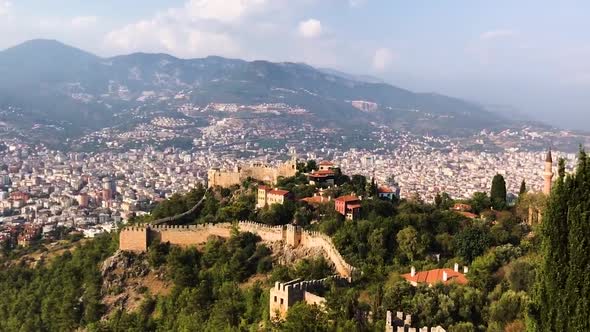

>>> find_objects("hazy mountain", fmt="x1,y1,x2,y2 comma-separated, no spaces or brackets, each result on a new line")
318,68,385,84
0,39,509,137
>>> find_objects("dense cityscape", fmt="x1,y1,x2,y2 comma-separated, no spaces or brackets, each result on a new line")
0,132,576,250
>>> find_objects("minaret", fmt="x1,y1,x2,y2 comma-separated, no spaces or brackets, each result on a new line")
543,149,554,195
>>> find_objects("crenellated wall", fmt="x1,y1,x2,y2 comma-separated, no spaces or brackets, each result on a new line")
119,226,148,252
270,276,343,320
301,230,357,279
119,221,357,279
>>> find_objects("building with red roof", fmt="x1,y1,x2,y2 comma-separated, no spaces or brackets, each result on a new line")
307,169,336,186
301,194,332,205
402,264,468,287
452,203,473,212
335,195,361,220
257,185,292,208
377,186,398,200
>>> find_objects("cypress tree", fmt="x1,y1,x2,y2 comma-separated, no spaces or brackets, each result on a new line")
533,150,590,331
519,180,527,196
491,174,507,210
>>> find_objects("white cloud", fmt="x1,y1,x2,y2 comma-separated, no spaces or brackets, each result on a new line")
105,15,239,58
71,16,98,28
184,0,268,23
298,19,322,39
104,0,285,57
372,47,394,71
480,29,515,41
0,1,12,16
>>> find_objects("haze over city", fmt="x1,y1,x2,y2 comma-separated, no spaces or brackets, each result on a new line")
1,0,589,130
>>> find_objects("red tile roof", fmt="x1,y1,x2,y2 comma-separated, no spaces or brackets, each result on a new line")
319,161,334,166
378,186,394,194
269,189,290,196
335,195,360,202
347,204,362,209
258,185,270,191
452,203,472,212
457,211,478,219
301,196,331,204
402,268,468,286
309,170,335,178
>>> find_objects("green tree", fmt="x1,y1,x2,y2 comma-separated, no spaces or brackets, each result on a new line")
490,174,507,210
533,150,590,332
396,226,426,261
449,322,475,332
519,180,527,196
469,192,492,214
454,225,491,263
280,302,329,332
506,258,536,292
435,192,454,210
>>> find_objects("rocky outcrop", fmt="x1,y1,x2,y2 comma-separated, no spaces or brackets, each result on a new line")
100,250,170,316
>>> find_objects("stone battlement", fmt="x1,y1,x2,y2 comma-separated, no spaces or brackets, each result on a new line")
270,275,345,320
120,221,356,279
385,311,446,332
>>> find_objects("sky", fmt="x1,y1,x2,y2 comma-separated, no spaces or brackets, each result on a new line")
0,0,589,130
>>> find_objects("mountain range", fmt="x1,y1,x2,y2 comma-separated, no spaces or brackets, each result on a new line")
0,39,514,139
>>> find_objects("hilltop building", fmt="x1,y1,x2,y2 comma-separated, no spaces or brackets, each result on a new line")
256,186,292,209
301,190,332,206
335,195,361,220
306,161,339,186
308,170,336,186
402,264,468,287
378,186,398,200
208,155,297,188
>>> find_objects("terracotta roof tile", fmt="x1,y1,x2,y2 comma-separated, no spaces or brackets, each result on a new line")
401,268,468,286
269,189,290,196
335,195,360,202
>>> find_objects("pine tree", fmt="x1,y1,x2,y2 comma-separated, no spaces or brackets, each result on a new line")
491,174,507,210
532,149,590,331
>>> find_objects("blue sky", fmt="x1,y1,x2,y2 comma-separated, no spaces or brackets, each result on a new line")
0,0,589,130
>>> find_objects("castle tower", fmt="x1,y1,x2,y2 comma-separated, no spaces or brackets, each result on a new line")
543,149,554,195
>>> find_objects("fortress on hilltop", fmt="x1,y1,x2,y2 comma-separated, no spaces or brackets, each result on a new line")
119,222,357,280
120,221,358,320
207,151,298,188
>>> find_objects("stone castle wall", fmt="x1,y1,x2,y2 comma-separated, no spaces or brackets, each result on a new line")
120,221,356,279
270,276,342,320
119,227,148,252
207,169,242,188
208,159,297,188
301,230,356,279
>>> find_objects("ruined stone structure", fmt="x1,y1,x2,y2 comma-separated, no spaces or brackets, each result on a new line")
119,222,357,279
269,277,343,320
385,311,446,332
207,155,297,188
